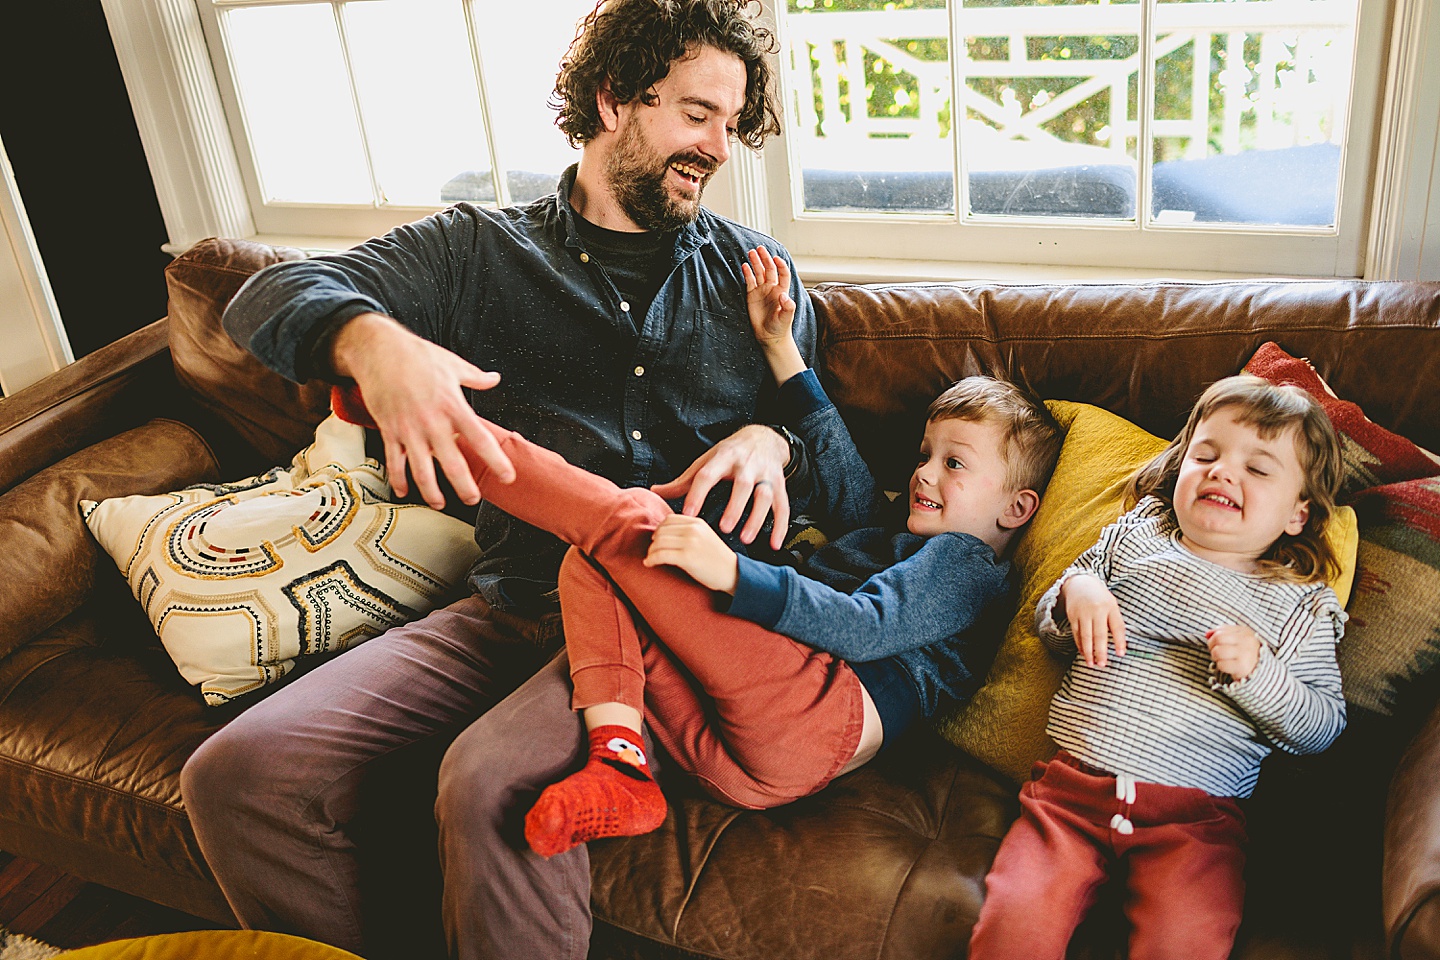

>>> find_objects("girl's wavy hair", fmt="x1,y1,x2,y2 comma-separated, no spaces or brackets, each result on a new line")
1126,374,1343,584
552,0,782,151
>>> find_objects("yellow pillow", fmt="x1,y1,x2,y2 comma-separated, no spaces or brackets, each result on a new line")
935,400,1360,783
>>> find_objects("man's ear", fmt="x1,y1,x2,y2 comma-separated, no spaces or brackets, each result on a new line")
597,80,622,133
999,488,1041,530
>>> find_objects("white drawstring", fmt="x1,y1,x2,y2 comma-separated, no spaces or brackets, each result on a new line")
1110,774,1136,835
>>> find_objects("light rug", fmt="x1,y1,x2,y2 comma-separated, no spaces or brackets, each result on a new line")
0,927,60,960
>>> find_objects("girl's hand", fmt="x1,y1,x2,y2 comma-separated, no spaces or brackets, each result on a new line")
1206,624,1262,682
742,246,794,349
644,514,740,594
1058,574,1127,668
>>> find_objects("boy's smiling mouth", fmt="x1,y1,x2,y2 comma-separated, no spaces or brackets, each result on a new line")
913,495,942,511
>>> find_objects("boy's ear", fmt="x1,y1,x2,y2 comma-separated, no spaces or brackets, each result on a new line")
999,488,1041,530
597,80,622,133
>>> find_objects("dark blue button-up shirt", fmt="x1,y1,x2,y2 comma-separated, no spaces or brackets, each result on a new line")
224,166,816,612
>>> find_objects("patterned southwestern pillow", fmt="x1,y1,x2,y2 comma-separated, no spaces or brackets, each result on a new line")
81,414,481,706
937,399,1360,784
1244,342,1440,718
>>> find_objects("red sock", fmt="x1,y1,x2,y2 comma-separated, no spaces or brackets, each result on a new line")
524,725,666,858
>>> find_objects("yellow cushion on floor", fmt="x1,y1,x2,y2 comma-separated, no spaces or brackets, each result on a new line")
56,929,363,960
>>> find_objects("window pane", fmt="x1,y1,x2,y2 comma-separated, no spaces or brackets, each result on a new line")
471,2,592,204
959,0,1140,220
784,1,956,215
224,4,372,204
344,0,491,207
1149,0,1353,227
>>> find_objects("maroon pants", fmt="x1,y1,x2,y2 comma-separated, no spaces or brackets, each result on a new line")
969,753,1248,960
473,422,864,810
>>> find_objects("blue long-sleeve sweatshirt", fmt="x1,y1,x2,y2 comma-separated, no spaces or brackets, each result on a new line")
730,370,1013,721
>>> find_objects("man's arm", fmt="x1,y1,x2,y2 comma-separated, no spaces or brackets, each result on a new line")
223,210,515,508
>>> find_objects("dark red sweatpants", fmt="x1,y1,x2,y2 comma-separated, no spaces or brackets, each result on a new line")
969,752,1248,960
472,422,864,811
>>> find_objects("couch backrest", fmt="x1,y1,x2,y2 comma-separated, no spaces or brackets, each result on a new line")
812,279,1440,491
165,237,330,472
165,238,1440,491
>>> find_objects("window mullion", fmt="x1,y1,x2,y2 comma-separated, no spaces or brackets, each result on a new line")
1137,0,1156,228
461,0,509,207
333,1,384,207
950,0,966,222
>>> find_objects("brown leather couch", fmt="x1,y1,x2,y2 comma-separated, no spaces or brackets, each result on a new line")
2,236,1438,959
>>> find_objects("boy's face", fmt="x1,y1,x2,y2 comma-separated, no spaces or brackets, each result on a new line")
907,417,1022,548
1173,407,1311,571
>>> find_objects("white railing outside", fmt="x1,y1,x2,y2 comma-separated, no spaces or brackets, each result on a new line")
784,1,1356,171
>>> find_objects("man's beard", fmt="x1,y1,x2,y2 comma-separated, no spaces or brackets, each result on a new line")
605,118,714,232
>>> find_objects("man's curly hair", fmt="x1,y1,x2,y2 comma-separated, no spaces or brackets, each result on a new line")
552,0,782,151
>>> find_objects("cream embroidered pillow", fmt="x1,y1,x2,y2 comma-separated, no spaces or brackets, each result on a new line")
82,415,480,706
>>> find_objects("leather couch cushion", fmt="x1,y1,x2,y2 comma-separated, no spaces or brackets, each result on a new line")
0,419,218,660
165,238,332,470
589,728,1017,959
0,597,225,881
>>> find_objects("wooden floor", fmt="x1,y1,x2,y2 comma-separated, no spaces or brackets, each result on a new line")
0,851,224,951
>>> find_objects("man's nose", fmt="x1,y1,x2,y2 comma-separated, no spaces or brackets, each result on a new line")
702,122,731,166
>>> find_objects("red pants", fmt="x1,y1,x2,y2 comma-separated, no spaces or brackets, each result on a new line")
471,423,864,810
969,753,1248,960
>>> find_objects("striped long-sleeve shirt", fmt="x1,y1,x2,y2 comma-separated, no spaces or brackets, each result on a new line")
1036,497,1347,798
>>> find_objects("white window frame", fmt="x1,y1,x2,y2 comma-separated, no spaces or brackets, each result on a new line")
0,133,72,396
99,0,1440,279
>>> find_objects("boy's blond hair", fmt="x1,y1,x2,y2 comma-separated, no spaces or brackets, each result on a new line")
1127,374,1343,584
926,376,1063,495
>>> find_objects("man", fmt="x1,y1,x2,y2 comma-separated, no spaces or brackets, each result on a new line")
181,2,812,958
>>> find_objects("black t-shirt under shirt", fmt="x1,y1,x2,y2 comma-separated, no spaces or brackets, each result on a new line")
572,215,675,323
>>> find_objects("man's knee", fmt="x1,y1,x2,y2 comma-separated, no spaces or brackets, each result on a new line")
183,719,268,821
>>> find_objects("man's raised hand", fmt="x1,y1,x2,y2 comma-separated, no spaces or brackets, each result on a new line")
331,312,514,509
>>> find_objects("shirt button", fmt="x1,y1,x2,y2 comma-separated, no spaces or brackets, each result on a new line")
620,301,631,312
580,252,589,263
634,365,645,377
631,430,642,441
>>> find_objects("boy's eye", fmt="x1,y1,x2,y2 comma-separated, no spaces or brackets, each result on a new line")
945,457,964,470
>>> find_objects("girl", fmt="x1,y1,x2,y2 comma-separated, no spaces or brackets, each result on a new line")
968,373,1348,960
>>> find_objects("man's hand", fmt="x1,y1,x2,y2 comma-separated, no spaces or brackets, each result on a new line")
650,424,791,550
1058,574,1127,668
643,515,740,594
332,312,514,509
1206,624,1262,682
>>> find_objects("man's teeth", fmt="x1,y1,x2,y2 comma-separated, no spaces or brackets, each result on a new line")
671,161,704,180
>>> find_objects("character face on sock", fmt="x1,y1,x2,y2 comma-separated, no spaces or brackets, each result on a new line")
606,736,647,768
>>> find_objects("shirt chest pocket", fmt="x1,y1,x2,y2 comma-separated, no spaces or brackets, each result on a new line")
680,307,766,427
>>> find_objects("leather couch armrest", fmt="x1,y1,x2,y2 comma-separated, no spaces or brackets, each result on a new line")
1386,701,1440,959
0,319,175,493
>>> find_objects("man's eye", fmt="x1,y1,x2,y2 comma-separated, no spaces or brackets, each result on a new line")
687,114,705,124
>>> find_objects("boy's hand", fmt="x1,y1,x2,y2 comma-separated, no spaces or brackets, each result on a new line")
1206,624,1262,682
644,515,740,594
743,247,794,347
1058,574,1127,668
742,248,806,384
